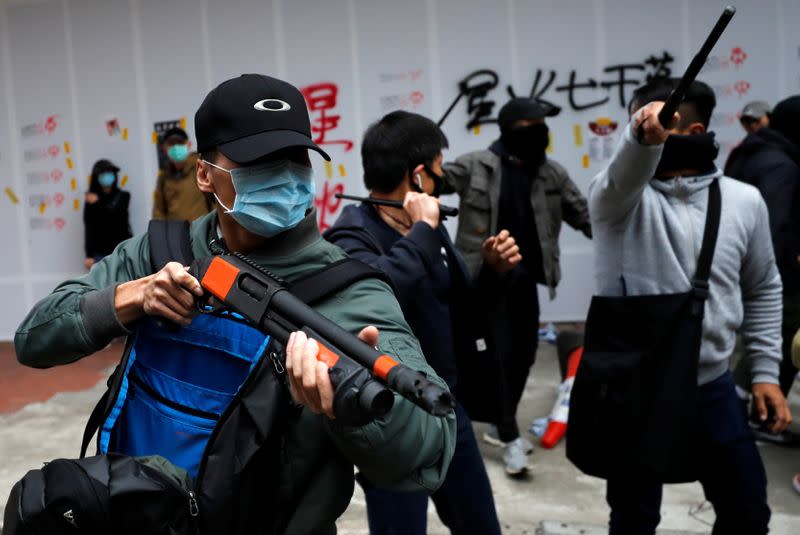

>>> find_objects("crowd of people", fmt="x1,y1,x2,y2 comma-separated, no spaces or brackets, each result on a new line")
16,71,800,534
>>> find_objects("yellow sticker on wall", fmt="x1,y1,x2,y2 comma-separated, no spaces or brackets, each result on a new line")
71,178,77,191
582,154,590,168
4,187,19,204
573,124,583,147
179,117,187,130
64,142,71,154
152,131,159,144
87,174,92,185
66,157,74,169
325,161,333,179
73,199,80,211
473,125,481,136
121,174,129,187
122,128,129,141
338,164,346,177
39,202,47,214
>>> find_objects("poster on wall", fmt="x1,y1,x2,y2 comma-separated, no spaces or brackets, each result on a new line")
0,0,795,340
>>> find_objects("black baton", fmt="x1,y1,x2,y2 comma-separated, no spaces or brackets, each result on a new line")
639,6,736,140
335,193,459,218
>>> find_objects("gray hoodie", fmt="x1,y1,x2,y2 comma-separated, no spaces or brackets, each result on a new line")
589,124,782,386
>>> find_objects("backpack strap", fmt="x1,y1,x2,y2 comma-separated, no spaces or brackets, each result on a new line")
80,365,121,458
147,219,194,271
80,389,111,458
290,258,395,305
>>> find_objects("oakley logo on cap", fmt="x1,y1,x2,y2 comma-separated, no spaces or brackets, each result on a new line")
253,99,291,112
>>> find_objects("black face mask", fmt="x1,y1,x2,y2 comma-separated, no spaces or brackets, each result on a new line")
500,123,549,163
410,164,445,197
655,132,719,177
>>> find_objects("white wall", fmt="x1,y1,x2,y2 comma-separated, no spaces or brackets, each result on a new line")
0,0,798,340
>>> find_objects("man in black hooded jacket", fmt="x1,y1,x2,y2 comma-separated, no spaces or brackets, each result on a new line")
725,95,800,401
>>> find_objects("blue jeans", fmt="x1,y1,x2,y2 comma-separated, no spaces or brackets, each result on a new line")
359,403,501,535
606,371,770,535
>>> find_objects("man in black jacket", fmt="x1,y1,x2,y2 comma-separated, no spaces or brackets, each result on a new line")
725,95,800,408
326,111,521,533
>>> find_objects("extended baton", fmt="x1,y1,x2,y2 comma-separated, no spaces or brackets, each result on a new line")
639,6,736,140
335,193,459,218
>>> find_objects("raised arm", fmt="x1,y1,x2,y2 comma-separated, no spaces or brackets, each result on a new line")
589,102,673,224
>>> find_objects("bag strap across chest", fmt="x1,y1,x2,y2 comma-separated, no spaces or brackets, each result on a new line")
689,179,721,315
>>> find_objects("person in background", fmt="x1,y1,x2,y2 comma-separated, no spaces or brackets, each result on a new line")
724,96,800,445
152,127,212,221
793,327,800,496
327,111,509,534
83,159,132,270
738,100,771,135
592,77,790,534
442,97,592,476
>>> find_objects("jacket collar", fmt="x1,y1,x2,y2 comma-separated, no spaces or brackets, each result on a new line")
196,209,322,259
649,168,722,199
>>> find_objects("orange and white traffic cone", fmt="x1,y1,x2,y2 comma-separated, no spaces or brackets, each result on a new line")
541,346,583,449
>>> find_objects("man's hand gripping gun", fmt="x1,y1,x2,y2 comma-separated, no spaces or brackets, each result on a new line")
189,253,455,425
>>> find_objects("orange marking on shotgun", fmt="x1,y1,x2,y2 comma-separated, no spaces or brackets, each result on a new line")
316,344,340,368
373,355,399,381
201,257,240,301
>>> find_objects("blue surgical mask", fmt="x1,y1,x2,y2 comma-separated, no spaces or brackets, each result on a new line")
97,171,116,188
203,158,315,237
167,143,190,163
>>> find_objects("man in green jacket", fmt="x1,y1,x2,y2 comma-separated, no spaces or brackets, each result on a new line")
443,97,591,475
15,74,455,534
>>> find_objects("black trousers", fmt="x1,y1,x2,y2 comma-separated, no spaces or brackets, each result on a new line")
359,403,502,535
487,277,540,443
606,371,770,535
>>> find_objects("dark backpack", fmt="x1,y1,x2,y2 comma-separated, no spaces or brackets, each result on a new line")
5,220,391,535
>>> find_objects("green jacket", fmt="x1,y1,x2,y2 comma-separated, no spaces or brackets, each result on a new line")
15,210,456,534
443,149,592,298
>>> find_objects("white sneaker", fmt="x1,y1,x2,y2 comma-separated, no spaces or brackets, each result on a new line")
503,437,530,476
483,425,533,454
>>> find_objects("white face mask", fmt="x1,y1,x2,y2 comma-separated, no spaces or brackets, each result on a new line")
202,158,315,237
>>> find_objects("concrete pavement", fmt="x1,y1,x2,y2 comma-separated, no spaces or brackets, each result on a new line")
1,339,798,534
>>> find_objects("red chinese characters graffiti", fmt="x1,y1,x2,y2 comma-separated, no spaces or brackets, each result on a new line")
730,47,747,67
733,80,751,98
44,115,58,134
314,180,344,232
301,82,354,152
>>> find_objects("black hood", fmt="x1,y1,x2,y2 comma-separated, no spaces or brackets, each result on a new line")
725,128,800,183
730,127,800,168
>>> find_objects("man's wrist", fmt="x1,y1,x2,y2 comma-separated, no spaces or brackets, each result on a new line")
421,217,439,229
115,277,148,326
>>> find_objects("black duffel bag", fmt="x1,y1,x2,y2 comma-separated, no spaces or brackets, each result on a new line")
4,454,195,535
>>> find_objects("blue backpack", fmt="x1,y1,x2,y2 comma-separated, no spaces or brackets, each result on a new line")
74,220,387,534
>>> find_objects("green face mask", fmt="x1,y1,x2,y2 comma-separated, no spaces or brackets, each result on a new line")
167,143,190,163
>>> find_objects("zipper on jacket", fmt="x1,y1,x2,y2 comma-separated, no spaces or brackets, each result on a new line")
270,350,285,375
188,490,199,517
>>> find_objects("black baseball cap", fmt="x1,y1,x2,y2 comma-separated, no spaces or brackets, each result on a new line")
498,97,561,131
195,74,331,163
161,127,189,143
92,159,120,175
